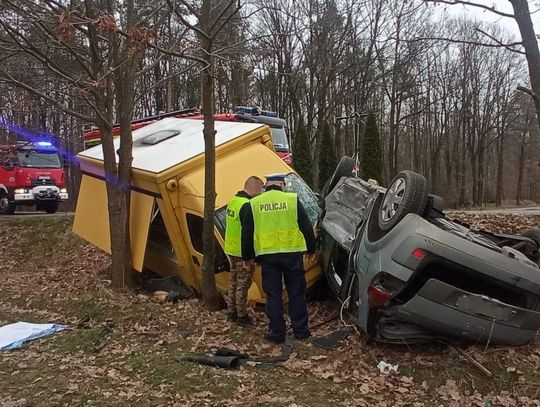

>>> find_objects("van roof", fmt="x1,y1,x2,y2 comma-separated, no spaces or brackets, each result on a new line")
78,118,265,174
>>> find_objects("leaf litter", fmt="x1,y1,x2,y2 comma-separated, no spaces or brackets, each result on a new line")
0,215,539,406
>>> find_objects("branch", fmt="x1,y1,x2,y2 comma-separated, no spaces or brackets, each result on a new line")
475,28,524,55
133,61,198,105
424,0,515,19
148,42,207,65
167,0,210,41
0,68,92,122
404,36,526,54
209,0,241,40
114,28,207,64
517,85,535,98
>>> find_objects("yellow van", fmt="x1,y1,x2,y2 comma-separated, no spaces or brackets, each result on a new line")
73,118,322,303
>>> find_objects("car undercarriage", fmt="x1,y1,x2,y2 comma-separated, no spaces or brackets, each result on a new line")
319,157,540,346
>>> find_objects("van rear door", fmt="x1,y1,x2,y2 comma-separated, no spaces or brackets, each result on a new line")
73,174,154,271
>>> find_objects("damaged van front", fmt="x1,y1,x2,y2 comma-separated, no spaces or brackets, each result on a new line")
73,118,321,303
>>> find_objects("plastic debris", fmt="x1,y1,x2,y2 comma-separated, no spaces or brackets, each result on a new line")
0,322,67,350
377,360,399,374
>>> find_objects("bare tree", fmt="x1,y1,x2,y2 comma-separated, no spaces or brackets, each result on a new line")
424,0,540,132
0,0,158,288
168,0,242,311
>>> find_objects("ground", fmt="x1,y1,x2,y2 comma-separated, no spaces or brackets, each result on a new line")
1,214,540,407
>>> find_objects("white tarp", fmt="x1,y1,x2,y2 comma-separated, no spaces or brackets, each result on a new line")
0,322,67,350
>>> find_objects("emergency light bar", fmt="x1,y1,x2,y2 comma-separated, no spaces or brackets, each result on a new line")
234,106,278,118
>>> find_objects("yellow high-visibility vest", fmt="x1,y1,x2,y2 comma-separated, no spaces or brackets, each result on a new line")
251,189,307,256
224,195,250,257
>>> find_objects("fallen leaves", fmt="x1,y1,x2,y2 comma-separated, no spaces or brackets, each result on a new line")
1,216,540,406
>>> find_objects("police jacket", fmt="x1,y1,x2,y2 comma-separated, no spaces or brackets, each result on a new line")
240,185,316,260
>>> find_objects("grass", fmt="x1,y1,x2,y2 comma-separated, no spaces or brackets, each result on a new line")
2,215,540,406
70,296,107,321
48,326,110,353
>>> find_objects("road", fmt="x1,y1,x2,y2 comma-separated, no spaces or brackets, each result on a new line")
449,206,540,216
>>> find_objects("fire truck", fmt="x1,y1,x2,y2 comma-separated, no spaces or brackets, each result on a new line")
83,107,293,165
0,141,68,214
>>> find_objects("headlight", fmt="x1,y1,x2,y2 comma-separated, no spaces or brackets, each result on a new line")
14,188,27,194
60,188,67,193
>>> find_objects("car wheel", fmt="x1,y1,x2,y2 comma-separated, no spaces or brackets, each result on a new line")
377,170,428,231
0,196,15,215
522,228,540,246
40,201,59,214
521,229,540,266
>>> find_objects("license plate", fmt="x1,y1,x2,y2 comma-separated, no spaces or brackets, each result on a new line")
38,176,50,180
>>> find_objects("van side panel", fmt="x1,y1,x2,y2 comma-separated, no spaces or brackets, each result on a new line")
178,143,294,210
73,174,154,271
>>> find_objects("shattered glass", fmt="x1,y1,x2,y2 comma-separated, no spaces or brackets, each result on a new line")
321,177,378,250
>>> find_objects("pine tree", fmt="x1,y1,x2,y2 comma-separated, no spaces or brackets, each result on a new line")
361,113,383,182
292,120,313,187
318,121,338,190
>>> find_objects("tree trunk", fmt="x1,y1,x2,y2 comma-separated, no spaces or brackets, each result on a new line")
154,62,164,113
510,0,540,133
516,132,527,205
199,0,223,311
495,134,504,206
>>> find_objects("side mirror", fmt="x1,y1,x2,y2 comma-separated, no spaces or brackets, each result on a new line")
3,161,14,170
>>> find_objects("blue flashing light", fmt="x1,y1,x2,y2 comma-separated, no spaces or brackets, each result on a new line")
36,141,52,147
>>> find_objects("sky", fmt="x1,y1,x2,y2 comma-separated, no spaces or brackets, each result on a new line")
428,0,540,40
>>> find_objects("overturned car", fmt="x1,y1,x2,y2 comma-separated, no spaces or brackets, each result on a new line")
319,157,540,346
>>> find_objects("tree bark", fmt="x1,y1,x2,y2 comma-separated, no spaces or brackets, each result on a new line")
510,0,540,132
199,0,224,311
516,130,527,205
495,134,504,206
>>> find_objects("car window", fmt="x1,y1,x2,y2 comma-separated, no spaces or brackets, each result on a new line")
270,126,290,151
214,206,226,237
17,151,61,168
186,213,204,253
284,172,320,225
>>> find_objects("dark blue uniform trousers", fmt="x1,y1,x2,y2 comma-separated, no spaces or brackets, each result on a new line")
260,253,310,340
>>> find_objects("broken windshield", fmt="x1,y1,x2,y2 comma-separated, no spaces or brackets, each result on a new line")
284,172,320,225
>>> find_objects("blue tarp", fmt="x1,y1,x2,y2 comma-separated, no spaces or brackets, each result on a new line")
0,322,68,350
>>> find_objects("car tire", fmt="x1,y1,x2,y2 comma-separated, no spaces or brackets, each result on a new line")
522,228,540,246
377,170,428,231
521,229,540,266
40,201,59,214
0,196,15,215
321,156,355,198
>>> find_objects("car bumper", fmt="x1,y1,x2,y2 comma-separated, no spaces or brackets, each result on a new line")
14,189,68,202
389,279,540,346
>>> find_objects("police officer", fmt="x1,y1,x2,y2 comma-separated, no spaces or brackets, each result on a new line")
224,176,264,326
241,174,316,344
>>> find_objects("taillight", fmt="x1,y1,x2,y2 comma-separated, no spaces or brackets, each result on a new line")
368,272,406,309
368,285,392,309
412,248,426,260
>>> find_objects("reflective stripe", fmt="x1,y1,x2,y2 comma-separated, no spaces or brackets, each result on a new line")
251,190,307,256
224,195,250,256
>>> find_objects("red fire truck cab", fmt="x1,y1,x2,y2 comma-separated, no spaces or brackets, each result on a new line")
83,107,293,165
0,141,68,214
